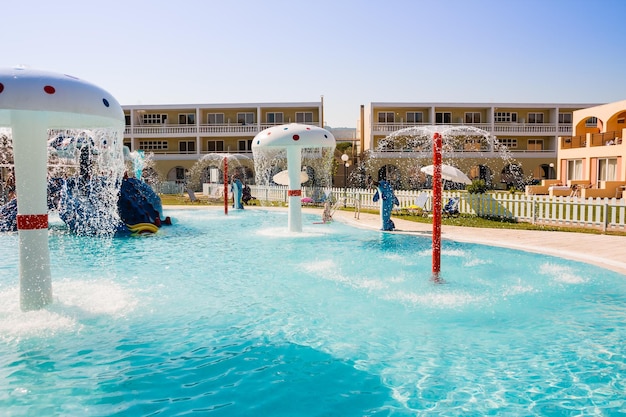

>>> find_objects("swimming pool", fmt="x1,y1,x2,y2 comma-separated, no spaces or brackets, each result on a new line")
1,208,624,416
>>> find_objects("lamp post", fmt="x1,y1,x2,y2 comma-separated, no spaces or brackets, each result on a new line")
341,153,350,206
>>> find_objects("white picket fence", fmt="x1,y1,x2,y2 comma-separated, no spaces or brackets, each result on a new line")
249,185,626,232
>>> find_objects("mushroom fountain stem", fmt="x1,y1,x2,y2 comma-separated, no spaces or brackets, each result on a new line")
287,147,303,232
12,111,52,310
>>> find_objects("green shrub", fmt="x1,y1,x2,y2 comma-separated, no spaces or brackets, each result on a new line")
467,179,488,194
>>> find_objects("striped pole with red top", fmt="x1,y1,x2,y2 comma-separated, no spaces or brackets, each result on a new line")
432,132,443,281
223,157,228,215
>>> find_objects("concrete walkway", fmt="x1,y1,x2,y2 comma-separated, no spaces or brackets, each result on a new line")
327,209,626,276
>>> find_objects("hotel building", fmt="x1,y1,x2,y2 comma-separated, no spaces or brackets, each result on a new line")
358,102,599,189
122,100,626,192
556,100,626,198
123,102,324,185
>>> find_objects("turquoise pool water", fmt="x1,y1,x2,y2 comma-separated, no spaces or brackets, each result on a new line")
0,208,624,416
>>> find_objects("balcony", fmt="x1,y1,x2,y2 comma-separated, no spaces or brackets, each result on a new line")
561,131,623,149
142,149,255,161
493,123,572,135
368,146,556,159
372,122,572,136
590,131,621,147
561,135,586,149
124,122,321,137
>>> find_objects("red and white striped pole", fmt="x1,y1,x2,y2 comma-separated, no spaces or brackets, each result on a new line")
223,157,228,215
432,132,442,281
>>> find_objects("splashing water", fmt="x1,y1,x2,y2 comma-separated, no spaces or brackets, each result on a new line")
354,125,527,190
0,127,126,236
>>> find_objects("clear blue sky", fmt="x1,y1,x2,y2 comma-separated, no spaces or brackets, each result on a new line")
4,0,625,128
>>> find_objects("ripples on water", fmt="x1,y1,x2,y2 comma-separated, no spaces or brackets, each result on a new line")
0,209,624,416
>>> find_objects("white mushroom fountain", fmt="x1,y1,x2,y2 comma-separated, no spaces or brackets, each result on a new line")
0,67,124,311
252,123,335,232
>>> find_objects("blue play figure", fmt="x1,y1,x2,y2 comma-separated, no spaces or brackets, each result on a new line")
231,176,244,209
373,180,399,231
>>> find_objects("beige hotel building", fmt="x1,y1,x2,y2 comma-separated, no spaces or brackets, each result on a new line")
122,100,626,193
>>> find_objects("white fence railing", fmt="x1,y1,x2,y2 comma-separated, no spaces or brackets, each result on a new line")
246,185,626,232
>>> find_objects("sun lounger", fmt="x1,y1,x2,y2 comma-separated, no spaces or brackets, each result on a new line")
408,192,429,215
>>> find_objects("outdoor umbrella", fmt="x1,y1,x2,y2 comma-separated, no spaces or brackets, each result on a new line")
420,164,472,185
272,169,309,186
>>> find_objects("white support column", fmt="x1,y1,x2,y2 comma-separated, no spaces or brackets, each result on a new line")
287,146,303,232
12,111,52,311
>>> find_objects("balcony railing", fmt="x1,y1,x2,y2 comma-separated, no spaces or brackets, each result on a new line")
591,131,619,147
124,122,321,137
372,122,572,135
561,135,585,149
144,149,255,157
368,148,556,158
372,122,491,133
561,131,623,149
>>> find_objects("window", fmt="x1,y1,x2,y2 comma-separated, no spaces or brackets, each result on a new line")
179,140,196,153
435,112,451,124
266,112,284,124
207,113,225,124
527,113,544,124
597,158,617,183
296,112,314,123
125,115,131,126
464,112,481,123
585,117,598,127
406,112,423,123
237,112,254,125
494,112,517,123
498,138,518,148
178,113,195,125
142,114,167,124
238,139,253,151
139,140,168,150
207,140,224,152
618,118,625,124
175,167,186,182
527,139,543,150
567,159,583,180
559,113,572,124
378,112,395,123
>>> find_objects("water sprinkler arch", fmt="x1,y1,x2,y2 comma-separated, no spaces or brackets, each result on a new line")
187,153,254,189
366,125,522,280
360,125,525,190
